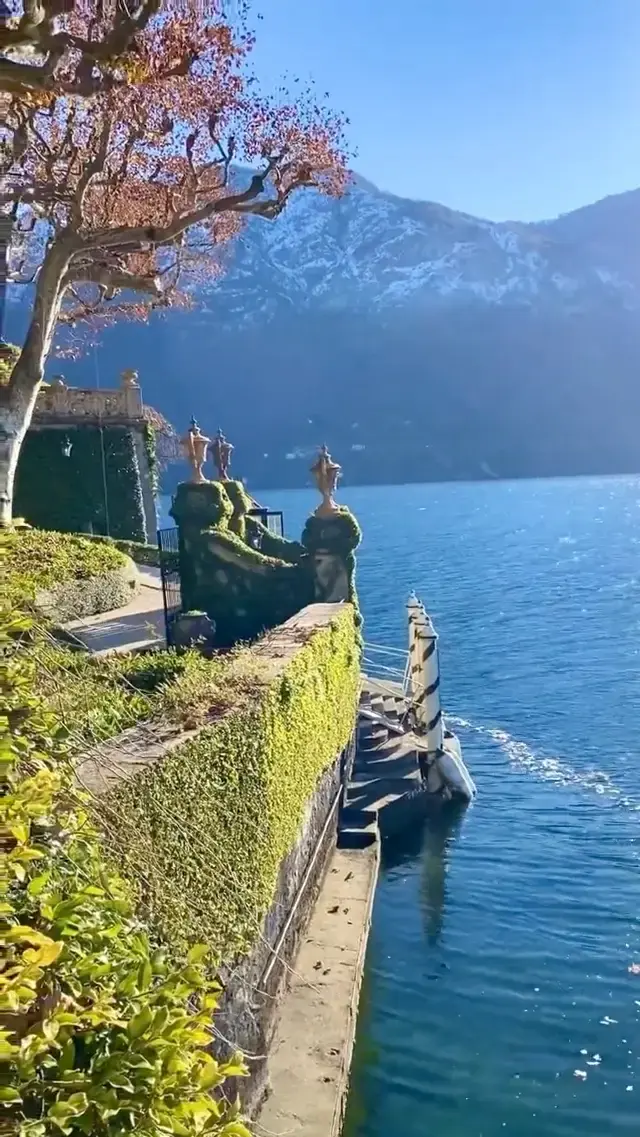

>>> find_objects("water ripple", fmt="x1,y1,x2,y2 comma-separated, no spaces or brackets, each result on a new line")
191,479,640,1137
448,715,640,810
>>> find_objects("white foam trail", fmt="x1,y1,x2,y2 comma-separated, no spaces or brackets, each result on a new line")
448,715,640,809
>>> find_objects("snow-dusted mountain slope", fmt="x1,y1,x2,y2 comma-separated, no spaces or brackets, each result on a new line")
201,177,639,319
8,180,640,487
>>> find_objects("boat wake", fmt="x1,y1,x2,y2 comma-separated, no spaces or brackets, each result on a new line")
448,715,640,810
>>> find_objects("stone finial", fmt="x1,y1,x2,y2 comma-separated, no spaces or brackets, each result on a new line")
311,444,342,516
120,368,140,389
181,417,211,484
211,427,233,480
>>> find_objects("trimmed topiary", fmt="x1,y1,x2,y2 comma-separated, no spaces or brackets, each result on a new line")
3,528,138,619
169,482,313,645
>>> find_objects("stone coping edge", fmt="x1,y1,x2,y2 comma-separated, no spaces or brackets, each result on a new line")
254,840,380,1137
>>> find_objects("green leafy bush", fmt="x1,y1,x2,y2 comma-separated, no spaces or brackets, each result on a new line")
3,529,135,618
97,607,360,963
26,639,152,745
0,611,253,1137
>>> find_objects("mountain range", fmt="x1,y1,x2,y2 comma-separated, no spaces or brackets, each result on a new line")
8,177,640,489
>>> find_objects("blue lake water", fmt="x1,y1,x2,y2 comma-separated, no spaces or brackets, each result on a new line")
162,477,640,1135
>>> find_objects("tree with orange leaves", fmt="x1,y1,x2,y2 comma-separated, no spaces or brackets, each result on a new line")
0,3,348,525
1,1,168,98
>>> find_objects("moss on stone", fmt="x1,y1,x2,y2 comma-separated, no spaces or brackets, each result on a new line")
301,507,362,624
170,480,233,531
169,481,314,645
301,507,362,556
245,516,305,563
223,479,253,541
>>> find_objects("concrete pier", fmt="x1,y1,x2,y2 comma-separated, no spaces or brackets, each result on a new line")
255,845,379,1137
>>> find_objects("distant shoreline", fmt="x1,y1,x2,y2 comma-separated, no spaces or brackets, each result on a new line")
160,468,640,498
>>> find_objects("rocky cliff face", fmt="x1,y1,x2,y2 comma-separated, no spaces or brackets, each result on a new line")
8,179,640,488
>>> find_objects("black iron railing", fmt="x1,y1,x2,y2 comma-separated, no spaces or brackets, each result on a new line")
157,526,181,646
248,508,284,536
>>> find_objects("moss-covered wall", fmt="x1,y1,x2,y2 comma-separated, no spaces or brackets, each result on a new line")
95,605,360,965
170,480,362,646
170,480,313,645
14,425,149,542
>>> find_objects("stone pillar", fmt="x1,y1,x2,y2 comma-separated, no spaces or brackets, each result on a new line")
169,481,232,613
413,604,445,755
406,592,423,699
302,513,358,603
120,369,144,420
302,446,362,606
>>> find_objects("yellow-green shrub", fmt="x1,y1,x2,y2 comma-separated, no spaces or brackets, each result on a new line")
2,529,134,618
98,607,360,962
1,611,252,1137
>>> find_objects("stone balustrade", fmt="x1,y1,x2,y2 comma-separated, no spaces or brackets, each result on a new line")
34,370,144,425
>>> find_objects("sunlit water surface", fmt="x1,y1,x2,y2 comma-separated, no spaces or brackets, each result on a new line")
163,477,640,1136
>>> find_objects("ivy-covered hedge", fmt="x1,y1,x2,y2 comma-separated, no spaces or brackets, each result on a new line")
97,606,360,963
15,425,147,543
3,528,138,620
1,609,253,1137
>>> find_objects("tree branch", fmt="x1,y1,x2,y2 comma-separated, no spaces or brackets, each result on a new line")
63,265,163,297
0,1,164,98
79,163,300,254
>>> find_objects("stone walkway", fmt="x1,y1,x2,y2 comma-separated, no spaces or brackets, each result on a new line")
62,566,166,655
255,844,379,1137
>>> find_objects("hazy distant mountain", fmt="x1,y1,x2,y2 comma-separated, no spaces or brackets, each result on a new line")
8,178,640,489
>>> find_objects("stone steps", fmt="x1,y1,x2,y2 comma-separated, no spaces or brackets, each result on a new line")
338,679,430,847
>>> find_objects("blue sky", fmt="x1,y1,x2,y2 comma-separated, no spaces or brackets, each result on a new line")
250,0,640,221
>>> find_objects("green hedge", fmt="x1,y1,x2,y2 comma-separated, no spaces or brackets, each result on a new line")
15,425,147,542
79,532,178,571
2,610,252,1137
97,606,360,963
3,528,136,617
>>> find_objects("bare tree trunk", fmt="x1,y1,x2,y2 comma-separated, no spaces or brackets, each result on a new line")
0,379,41,526
0,239,73,526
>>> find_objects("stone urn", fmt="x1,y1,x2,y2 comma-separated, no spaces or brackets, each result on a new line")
211,428,233,480
182,418,211,484
310,445,342,516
